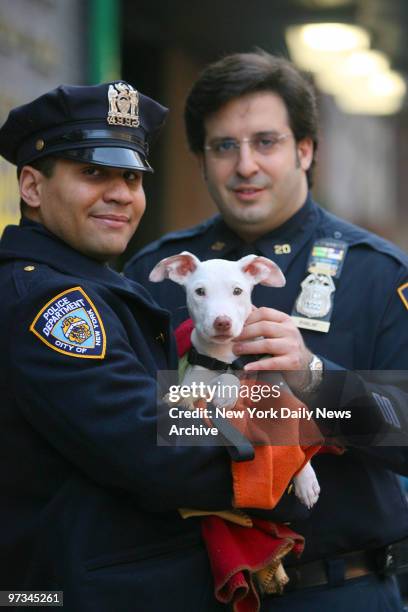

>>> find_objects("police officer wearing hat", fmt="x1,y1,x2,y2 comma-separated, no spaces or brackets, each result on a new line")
0,82,249,610
125,52,408,611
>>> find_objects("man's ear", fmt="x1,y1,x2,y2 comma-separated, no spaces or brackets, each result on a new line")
296,137,314,172
19,166,44,210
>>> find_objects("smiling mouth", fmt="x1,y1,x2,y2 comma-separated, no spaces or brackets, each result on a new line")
233,187,264,201
91,214,130,228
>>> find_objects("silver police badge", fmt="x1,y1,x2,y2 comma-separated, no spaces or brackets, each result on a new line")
107,82,139,127
296,273,335,319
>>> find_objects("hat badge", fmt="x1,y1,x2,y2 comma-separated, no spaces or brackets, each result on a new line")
107,82,139,127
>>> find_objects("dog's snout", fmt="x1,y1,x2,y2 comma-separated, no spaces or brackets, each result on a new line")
213,316,232,332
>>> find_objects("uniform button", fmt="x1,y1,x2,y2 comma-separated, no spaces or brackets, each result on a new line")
24,265,36,272
211,241,226,251
155,332,165,343
287,483,294,495
334,231,342,239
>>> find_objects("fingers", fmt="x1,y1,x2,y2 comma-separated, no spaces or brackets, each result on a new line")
237,307,296,342
244,306,291,326
234,337,298,360
241,355,300,372
234,338,285,355
234,306,312,371
234,337,308,369
235,321,284,341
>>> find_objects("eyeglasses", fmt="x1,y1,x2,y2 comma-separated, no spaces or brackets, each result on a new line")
204,133,292,159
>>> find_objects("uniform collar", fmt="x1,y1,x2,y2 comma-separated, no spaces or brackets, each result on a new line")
194,193,320,274
0,219,164,310
1,219,118,281
254,194,319,273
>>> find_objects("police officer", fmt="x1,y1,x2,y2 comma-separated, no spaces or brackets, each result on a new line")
0,82,255,611
125,52,408,611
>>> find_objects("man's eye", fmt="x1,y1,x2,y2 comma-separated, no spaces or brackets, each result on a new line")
83,166,101,176
255,137,277,150
233,287,243,296
214,140,237,153
195,287,206,296
123,170,140,181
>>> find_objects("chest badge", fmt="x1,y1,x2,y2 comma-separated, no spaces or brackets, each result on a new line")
30,287,106,359
296,273,335,318
292,238,348,333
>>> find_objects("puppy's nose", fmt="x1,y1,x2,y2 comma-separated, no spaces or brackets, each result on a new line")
213,316,232,332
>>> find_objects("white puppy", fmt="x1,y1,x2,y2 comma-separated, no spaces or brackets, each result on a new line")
150,251,320,509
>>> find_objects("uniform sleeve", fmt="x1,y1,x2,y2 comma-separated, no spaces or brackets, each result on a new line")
9,281,235,512
314,266,408,474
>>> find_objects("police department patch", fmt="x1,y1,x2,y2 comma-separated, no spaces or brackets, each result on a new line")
30,287,106,359
398,282,408,311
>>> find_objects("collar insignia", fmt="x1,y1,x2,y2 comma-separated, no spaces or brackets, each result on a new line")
398,282,408,310
30,287,106,359
107,82,139,127
210,241,226,251
274,244,291,255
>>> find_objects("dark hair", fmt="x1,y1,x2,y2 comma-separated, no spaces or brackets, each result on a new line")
17,156,57,214
184,51,319,186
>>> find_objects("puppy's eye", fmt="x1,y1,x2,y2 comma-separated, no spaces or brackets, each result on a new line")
195,287,206,296
233,287,243,296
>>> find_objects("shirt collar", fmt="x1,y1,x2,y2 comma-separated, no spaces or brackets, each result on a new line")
0,219,149,298
255,193,319,273
194,193,320,274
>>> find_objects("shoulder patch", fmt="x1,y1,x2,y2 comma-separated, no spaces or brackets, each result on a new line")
30,287,106,359
398,282,408,310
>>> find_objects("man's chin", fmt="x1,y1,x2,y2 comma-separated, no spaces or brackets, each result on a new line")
81,242,127,262
225,204,272,226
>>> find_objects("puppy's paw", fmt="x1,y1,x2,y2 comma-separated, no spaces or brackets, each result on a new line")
293,462,320,509
211,373,240,409
162,393,199,410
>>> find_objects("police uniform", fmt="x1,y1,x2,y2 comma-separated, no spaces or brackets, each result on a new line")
125,195,408,610
0,83,244,612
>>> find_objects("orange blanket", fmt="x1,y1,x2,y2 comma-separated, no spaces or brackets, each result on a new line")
174,319,341,611
174,318,324,509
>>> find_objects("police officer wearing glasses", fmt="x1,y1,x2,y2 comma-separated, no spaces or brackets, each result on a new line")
125,52,408,611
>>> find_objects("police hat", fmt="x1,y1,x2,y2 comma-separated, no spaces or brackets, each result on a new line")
0,81,168,172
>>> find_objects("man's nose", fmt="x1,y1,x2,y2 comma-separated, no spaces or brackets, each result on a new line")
235,142,259,178
103,178,134,205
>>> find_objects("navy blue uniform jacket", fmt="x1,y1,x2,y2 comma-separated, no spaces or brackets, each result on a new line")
125,195,408,563
0,220,242,611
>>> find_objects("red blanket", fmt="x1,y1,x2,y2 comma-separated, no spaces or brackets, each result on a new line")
202,516,304,612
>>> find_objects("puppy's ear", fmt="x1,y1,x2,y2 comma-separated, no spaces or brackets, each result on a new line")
239,255,286,287
149,251,200,285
